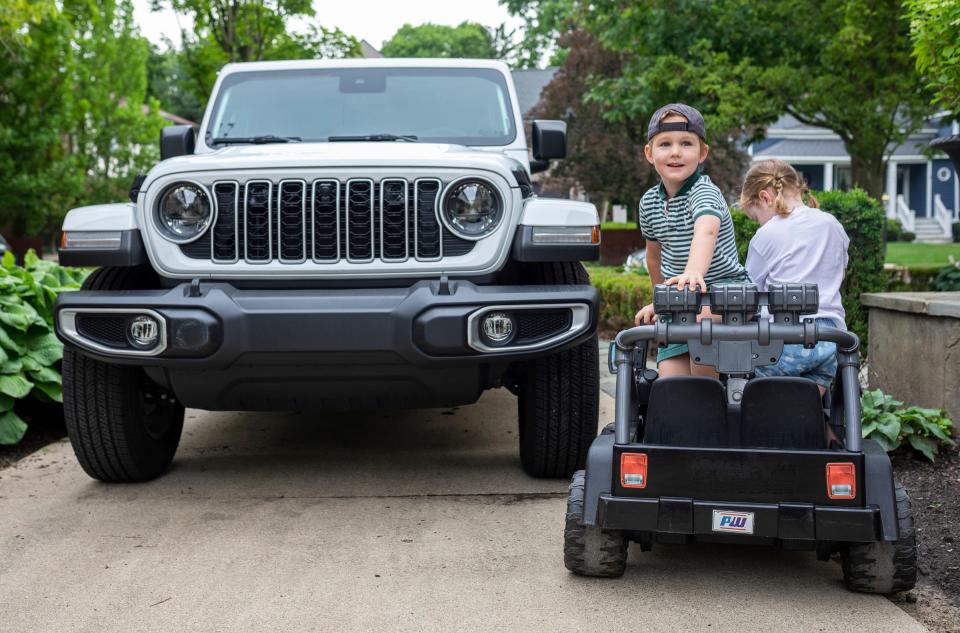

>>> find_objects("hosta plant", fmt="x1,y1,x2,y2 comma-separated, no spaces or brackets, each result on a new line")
0,250,89,444
861,389,956,461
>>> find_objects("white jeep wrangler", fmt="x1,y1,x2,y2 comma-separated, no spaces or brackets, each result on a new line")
55,59,601,482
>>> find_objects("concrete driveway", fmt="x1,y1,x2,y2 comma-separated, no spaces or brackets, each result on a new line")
0,389,926,633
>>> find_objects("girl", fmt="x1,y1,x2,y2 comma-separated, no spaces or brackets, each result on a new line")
739,159,850,393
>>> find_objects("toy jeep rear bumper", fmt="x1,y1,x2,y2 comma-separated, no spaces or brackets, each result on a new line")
583,434,896,543
53,279,598,410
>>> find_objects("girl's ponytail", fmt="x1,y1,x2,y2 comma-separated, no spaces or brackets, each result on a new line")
739,159,812,216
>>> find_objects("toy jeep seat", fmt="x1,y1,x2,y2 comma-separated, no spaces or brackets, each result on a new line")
740,377,825,449
644,375,826,449
644,377,728,447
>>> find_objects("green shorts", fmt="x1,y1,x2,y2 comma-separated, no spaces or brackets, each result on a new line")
655,278,749,365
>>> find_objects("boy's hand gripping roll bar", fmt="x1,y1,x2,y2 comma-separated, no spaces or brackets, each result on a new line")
611,283,862,451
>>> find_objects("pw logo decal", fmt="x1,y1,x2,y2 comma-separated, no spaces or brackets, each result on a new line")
712,510,755,534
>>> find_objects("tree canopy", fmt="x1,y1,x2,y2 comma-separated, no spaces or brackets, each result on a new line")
151,0,361,108
381,21,517,63
906,0,960,113
0,0,164,237
507,0,937,199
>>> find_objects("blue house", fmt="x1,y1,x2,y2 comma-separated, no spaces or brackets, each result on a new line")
750,115,959,242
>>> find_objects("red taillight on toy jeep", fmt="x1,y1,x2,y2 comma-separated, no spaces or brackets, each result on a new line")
621,453,648,488
826,462,856,499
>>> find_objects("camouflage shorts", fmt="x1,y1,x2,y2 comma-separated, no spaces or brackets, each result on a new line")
753,318,840,388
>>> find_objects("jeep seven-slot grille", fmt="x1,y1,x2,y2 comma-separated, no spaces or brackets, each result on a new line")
181,178,475,263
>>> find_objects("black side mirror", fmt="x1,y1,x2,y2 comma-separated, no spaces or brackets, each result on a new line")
532,120,567,161
160,125,196,160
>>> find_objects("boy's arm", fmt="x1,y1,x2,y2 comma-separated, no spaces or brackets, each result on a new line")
645,240,664,285
665,215,720,291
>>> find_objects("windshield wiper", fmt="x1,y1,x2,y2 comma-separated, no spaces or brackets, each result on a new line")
212,135,302,145
327,134,418,142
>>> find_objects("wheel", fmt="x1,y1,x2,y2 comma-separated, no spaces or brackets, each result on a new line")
515,262,599,478
62,266,185,482
840,481,917,594
564,470,627,577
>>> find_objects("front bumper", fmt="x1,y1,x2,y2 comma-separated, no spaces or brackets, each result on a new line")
54,279,598,410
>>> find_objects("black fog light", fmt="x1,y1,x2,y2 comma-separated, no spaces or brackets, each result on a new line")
127,315,161,350
481,312,515,346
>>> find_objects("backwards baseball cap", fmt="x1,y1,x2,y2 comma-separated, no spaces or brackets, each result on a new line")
646,103,706,141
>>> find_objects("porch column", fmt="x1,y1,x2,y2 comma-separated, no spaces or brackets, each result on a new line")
926,161,933,219
885,160,898,218
823,163,834,191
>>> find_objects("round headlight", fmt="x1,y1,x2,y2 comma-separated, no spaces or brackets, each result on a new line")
441,179,503,240
157,183,213,243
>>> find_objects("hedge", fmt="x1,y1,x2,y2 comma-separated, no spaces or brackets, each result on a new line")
729,189,885,347
586,266,653,330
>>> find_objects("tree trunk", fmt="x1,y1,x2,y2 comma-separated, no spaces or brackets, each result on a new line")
849,152,885,201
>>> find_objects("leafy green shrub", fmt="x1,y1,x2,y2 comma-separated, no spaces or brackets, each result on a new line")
885,218,903,242
818,189,886,348
952,222,960,243
932,257,960,291
899,231,916,243
600,221,639,230
587,266,653,330
861,389,956,461
0,250,89,444
731,210,759,263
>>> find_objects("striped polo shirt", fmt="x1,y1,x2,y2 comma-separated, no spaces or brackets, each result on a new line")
637,171,748,285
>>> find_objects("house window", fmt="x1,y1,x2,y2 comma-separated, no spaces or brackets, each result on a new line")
835,166,852,191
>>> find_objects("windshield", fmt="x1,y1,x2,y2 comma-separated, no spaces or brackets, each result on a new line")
205,67,517,146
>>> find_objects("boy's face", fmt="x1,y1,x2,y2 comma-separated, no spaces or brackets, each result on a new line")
644,113,709,187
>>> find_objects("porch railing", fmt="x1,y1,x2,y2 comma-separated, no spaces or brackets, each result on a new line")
896,194,915,232
934,194,954,239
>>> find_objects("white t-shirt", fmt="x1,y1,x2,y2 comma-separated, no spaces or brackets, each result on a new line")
745,205,850,327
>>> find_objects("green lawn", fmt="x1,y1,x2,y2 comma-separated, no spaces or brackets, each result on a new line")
885,242,960,270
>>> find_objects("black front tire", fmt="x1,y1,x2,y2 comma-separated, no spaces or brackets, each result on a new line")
840,481,917,594
62,266,184,482
516,262,599,478
564,470,627,577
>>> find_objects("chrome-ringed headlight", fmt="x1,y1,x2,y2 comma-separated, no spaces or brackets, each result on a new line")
440,178,504,240
156,181,215,244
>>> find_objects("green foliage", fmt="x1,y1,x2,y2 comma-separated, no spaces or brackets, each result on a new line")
819,189,887,347
953,222,960,243
0,1,166,237
587,266,653,329
153,0,361,107
505,0,935,199
146,44,205,123
382,22,499,59
600,222,639,230
932,257,960,291
0,251,89,445
900,231,916,243
861,389,956,461
731,210,760,263
886,218,903,242
906,0,960,112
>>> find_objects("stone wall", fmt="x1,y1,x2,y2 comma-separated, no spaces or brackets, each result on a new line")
861,292,960,421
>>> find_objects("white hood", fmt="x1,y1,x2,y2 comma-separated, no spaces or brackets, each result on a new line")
143,142,524,192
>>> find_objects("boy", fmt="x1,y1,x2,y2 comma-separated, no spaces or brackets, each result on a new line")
633,103,749,377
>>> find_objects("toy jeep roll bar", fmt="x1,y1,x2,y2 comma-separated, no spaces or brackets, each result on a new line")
566,282,917,594
611,283,861,450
